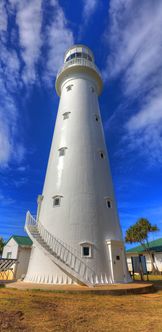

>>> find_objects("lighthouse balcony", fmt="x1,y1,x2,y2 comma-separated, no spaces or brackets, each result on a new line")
57,57,101,80
56,57,103,95
58,56,101,76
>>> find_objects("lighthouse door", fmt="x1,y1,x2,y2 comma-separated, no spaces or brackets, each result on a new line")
106,240,126,283
112,246,125,282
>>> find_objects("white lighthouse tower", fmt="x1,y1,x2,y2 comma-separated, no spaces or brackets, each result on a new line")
25,45,130,286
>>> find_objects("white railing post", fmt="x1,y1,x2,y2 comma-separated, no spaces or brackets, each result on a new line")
26,211,96,286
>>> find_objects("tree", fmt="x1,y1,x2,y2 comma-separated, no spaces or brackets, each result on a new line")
0,237,5,255
125,218,159,273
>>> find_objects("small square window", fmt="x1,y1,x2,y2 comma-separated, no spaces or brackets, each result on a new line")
63,112,70,120
106,199,112,208
100,152,104,159
66,84,73,92
87,55,92,61
54,198,60,206
53,196,61,207
116,256,120,260
58,147,67,156
83,246,90,256
59,149,65,156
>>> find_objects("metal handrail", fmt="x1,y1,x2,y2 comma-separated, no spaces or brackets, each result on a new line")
25,211,96,284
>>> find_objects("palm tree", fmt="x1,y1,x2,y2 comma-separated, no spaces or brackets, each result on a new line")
125,218,159,273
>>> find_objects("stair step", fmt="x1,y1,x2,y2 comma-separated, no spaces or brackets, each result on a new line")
25,211,94,287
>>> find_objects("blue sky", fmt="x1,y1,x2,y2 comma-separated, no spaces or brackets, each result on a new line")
0,0,162,247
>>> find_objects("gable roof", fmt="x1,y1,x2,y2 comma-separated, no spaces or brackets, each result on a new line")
127,238,162,253
5,235,33,247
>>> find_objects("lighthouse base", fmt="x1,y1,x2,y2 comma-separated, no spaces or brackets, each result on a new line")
24,245,131,285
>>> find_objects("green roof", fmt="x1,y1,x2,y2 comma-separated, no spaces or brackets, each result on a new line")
6,235,33,247
127,238,162,253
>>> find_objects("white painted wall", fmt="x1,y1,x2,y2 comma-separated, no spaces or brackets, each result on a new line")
127,253,162,272
2,238,18,259
25,45,130,284
16,247,32,279
154,253,162,272
2,239,32,279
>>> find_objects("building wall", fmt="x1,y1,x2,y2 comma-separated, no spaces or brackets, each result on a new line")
154,253,162,272
127,253,162,272
2,238,18,279
2,239,31,279
2,238,19,259
16,247,31,279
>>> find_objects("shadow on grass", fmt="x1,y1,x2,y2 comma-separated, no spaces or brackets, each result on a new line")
0,284,5,288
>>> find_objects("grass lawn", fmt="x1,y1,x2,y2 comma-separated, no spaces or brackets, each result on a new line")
0,276,162,332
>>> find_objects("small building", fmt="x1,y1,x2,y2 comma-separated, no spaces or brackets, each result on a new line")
2,235,32,280
126,238,162,273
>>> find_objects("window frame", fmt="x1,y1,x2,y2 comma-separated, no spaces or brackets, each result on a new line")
65,52,92,62
52,195,63,207
62,112,71,120
80,242,93,258
99,151,105,159
105,197,113,209
66,84,73,92
95,114,99,122
58,147,67,157
90,86,95,93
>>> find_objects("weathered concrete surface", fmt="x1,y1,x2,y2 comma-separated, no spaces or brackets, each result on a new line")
5,281,155,295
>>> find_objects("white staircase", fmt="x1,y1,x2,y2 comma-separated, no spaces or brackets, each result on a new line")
25,211,96,287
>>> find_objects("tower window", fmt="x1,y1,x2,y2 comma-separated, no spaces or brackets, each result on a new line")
95,115,99,122
100,151,105,159
58,147,67,156
80,242,93,258
66,84,73,92
91,87,95,93
87,54,92,61
54,198,60,206
52,195,62,207
76,52,82,58
83,246,90,256
106,199,112,208
65,53,92,62
63,112,71,120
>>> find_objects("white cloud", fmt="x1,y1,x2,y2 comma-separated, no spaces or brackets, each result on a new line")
0,122,11,167
16,0,43,83
0,0,74,168
0,1,8,33
127,95,162,131
16,165,28,172
0,191,15,206
104,0,162,164
82,0,98,21
0,40,24,168
0,0,26,168
44,0,74,80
